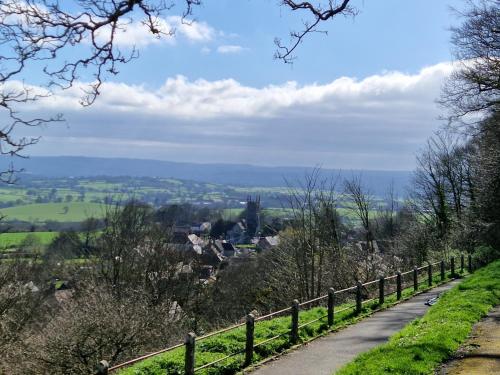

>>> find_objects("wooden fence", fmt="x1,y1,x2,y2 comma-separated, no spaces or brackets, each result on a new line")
97,254,473,375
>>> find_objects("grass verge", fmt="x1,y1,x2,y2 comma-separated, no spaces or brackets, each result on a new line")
117,268,461,375
336,259,500,375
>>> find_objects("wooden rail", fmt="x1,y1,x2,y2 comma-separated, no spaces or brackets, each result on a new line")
97,255,473,374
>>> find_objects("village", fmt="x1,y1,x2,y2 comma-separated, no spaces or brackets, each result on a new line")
168,196,280,281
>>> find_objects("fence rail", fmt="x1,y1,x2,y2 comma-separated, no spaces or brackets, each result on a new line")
99,254,475,375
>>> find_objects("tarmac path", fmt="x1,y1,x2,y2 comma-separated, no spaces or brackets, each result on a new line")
250,280,461,375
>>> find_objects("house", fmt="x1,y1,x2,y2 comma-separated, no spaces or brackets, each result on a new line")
227,221,247,244
187,233,206,255
214,240,238,257
201,241,225,266
257,236,280,251
170,232,206,255
190,222,212,235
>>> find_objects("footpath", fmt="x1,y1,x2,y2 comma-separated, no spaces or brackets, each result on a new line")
439,305,500,375
249,280,461,375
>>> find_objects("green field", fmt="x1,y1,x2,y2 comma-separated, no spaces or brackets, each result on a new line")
0,231,59,249
0,202,105,223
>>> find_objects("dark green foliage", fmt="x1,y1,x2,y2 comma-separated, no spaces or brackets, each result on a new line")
209,219,235,239
46,230,83,259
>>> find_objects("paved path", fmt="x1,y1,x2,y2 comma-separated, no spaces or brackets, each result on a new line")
439,305,500,374
250,280,460,375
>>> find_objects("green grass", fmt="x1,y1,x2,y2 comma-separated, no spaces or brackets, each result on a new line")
0,202,105,222
116,268,461,375
0,231,59,249
336,260,500,375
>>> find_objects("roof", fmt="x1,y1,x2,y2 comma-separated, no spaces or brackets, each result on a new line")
265,236,279,246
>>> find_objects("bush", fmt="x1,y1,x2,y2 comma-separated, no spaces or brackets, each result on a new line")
473,245,500,267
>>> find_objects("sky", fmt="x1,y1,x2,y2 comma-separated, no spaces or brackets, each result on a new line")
10,0,465,171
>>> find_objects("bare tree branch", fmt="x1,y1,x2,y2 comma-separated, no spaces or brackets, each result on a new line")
276,0,356,63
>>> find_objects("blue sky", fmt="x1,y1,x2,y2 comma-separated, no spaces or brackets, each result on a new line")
13,0,465,170
108,0,460,86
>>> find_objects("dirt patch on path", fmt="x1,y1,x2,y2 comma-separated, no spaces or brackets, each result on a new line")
439,305,500,374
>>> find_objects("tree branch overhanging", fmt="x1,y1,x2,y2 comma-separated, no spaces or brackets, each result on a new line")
276,0,356,63
0,0,357,179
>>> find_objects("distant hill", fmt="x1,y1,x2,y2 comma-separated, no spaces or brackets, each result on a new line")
2,156,413,195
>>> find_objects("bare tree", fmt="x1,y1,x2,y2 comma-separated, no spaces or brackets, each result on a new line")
273,170,345,300
375,180,399,240
344,175,374,251
0,1,192,179
411,129,479,258
9,284,186,375
0,257,50,362
440,0,500,122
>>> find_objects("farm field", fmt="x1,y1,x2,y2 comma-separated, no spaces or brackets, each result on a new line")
0,202,105,223
0,231,59,249
0,175,389,226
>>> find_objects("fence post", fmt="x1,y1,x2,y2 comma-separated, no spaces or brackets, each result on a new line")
379,276,385,305
245,314,255,366
413,267,418,292
356,281,362,314
451,257,455,278
396,272,402,300
461,253,465,273
468,254,473,273
96,360,109,375
328,288,335,326
428,263,432,287
185,332,196,375
440,260,445,281
290,299,299,344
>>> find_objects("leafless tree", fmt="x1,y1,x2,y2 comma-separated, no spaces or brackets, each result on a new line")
0,257,51,364
344,175,374,251
411,129,480,258
0,1,194,179
8,284,187,375
376,181,399,239
273,169,345,300
439,0,500,250
440,0,500,122
1,201,202,373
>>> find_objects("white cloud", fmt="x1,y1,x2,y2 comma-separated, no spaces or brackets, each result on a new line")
217,45,246,54
18,62,455,170
94,15,216,48
170,16,215,43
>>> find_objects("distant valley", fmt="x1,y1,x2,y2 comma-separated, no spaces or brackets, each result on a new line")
2,156,412,195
